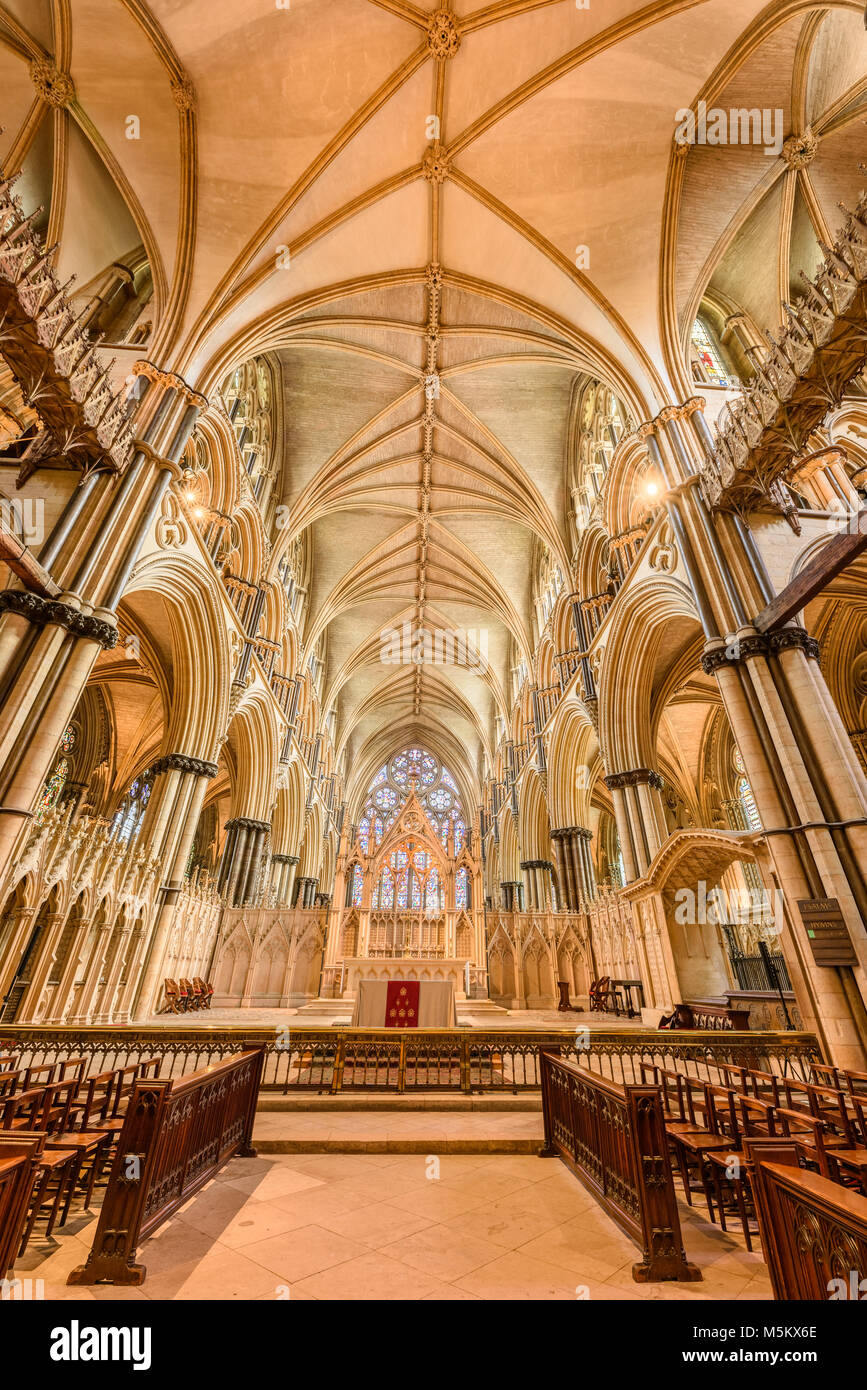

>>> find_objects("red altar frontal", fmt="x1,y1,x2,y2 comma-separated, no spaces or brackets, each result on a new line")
351,979,457,1027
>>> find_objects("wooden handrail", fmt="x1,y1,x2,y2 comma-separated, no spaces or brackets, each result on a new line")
539,1048,700,1282
68,1042,266,1286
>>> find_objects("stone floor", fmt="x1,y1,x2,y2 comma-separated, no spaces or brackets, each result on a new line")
15,1151,773,1302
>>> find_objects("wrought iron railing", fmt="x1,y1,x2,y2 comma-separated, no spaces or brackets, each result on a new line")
0,1025,822,1094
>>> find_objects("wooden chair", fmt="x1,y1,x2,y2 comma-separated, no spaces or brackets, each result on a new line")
8,1127,80,1254
0,1068,21,1098
161,978,182,1013
38,1080,113,1216
704,1088,768,1249
21,1061,58,1091
824,1098,867,1196
179,978,197,1009
0,1135,42,1276
194,978,213,1009
662,1072,731,1214
589,977,611,1013
1,1087,47,1130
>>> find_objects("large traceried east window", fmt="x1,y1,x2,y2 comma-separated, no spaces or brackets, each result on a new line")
372,840,444,914
356,746,466,858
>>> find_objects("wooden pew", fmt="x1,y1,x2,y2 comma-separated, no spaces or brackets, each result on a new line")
0,1135,42,1277
746,1140,867,1299
539,1048,700,1282
68,1042,267,1286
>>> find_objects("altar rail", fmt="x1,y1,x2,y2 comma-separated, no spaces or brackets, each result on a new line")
0,1026,822,1093
539,1050,699,1281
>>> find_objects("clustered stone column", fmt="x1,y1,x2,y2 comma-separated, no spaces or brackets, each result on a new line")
294,876,319,908
550,826,597,908
499,880,523,910
519,860,554,910
601,771,668,881
218,817,271,907
0,364,204,890
133,752,219,1018
270,853,299,907
644,397,867,1066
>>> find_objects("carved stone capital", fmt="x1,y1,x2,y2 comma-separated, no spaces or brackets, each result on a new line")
0,590,118,648
701,627,819,673
224,816,271,834
131,361,208,410
151,753,219,779
271,854,299,866
603,769,664,791
768,627,820,661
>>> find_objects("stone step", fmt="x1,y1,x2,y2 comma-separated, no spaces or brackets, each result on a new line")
252,1108,544,1154
257,1093,541,1112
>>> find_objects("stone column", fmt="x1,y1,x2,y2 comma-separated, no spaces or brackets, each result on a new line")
11,911,64,1021
271,853,299,906
705,630,867,1068
602,771,667,879
0,596,117,881
132,754,218,1019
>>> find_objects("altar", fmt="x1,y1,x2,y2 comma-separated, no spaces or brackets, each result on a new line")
351,979,456,1027
341,956,468,995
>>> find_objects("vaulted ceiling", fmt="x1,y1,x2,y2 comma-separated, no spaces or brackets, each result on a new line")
2,0,865,801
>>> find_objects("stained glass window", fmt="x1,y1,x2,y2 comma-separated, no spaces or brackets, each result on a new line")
733,748,761,830
351,863,363,907
355,744,465,862
410,871,422,910
60,724,76,754
690,319,731,388
396,869,408,909
36,757,69,824
426,868,441,912
112,768,154,845
455,867,468,910
453,818,465,855
737,777,761,831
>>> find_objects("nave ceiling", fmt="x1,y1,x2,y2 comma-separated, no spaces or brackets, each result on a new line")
1,0,866,799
